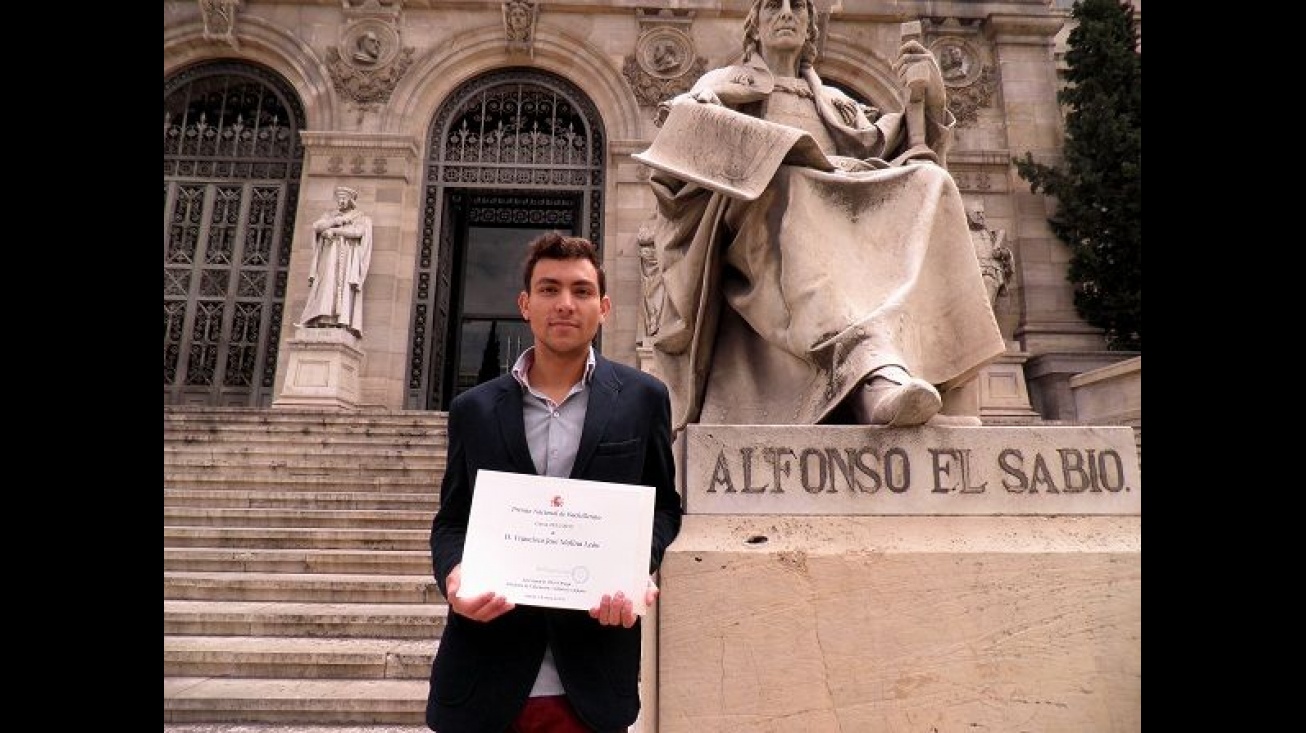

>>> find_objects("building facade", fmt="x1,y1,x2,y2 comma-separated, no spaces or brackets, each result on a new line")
164,0,1128,419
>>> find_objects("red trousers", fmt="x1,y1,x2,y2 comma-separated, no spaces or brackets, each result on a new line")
507,695,595,733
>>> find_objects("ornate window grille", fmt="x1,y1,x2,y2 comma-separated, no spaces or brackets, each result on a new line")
163,62,304,406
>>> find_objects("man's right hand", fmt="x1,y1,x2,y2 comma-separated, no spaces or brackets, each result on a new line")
445,564,514,622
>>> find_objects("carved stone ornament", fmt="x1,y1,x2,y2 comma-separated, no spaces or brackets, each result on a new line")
638,26,694,79
932,37,981,87
340,19,400,71
199,0,241,48
929,37,997,127
623,26,706,108
327,19,414,106
503,0,539,56
343,0,400,10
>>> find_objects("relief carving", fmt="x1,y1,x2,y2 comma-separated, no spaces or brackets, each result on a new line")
929,37,997,127
503,1,539,56
327,17,414,106
199,0,241,48
623,25,706,108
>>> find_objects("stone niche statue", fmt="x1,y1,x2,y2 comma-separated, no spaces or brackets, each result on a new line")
968,201,1015,306
636,0,1005,433
637,219,665,340
299,185,374,337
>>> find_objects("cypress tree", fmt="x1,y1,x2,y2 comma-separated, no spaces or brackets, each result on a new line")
1014,0,1141,350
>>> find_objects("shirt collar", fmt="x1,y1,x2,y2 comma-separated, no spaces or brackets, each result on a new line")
511,345,596,392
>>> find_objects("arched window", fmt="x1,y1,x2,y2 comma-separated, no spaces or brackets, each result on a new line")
163,61,305,406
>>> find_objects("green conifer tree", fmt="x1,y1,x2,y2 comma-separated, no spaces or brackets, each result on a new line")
1014,0,1141,350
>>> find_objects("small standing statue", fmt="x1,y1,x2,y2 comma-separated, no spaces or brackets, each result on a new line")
637,220,665,340
299,186,374,337
967,201,1014,306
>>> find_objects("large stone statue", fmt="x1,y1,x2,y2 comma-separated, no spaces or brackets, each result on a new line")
637,0,1005,432
299,185,374,337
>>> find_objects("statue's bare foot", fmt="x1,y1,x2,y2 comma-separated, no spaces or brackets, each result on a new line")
852,375,941,426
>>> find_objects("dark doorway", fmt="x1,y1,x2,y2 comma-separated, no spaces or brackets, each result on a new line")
440,192,582,403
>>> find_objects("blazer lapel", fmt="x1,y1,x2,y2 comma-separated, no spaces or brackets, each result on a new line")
571,357,620,478
492,379,537,474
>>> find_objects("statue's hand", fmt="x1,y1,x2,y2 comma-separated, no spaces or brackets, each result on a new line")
893,40,945,112
691,88,722,106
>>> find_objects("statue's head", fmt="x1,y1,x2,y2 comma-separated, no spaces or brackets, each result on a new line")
741,0,820,70
333,186,359,209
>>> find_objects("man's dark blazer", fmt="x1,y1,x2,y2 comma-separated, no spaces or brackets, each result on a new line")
425,355,683,733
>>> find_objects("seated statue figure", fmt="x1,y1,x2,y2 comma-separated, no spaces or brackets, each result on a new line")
639,0,1005,433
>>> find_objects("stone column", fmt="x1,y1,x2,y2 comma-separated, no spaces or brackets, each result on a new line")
986,13,1104,356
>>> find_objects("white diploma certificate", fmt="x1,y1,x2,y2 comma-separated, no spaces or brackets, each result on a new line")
457,470,656,614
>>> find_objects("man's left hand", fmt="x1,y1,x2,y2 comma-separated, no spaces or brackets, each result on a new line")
589,576,659,628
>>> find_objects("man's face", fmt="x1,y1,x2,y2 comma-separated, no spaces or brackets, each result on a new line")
335,193,351,211
759,0,808,52
518,257,610,359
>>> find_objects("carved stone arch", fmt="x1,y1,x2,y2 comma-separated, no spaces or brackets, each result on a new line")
816,33,905,113
383,23,644,144
164,16,337,130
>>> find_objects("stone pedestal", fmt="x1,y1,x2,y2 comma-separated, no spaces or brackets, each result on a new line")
977,343,1040,420
1071,356,1141,427
655,424,1141,732
636,343,659,379
273,326,364,409
1026,350,1141,421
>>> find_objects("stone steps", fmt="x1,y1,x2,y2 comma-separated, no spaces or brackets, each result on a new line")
164,507,434,530
164,571,441,604
163,474,439,492
164,636,435,679
164,547,432,575
164,600,445,638
164,406,449,726
163,451,444,471
164,526,429,551
163,678,428,725
164,489,437,512
164,405,446,492
165,423,444,439
164,726,431,733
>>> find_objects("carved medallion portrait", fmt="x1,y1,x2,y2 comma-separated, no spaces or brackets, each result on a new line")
636,27,694,80
930,38,981,88
341,19,400,70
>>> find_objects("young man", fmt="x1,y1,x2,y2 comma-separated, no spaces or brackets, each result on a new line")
426,232,684,733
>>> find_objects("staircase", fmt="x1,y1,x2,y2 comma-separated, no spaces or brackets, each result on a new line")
164,405,449,732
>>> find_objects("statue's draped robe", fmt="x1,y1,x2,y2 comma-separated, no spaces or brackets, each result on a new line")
299,208,373,335
646,59,1005,432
